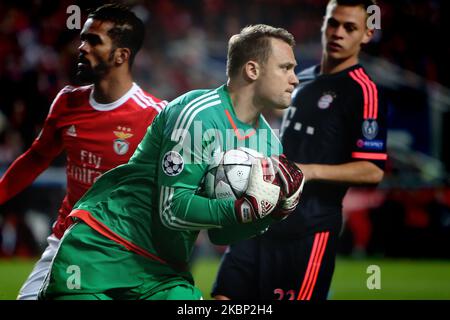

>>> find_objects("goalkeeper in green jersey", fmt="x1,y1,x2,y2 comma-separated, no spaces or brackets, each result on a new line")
39,24,304,300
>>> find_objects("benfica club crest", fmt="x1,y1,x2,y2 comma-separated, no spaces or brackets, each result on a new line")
113,126,134,155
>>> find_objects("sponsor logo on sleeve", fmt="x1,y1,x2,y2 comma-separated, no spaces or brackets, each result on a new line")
357,139,384,150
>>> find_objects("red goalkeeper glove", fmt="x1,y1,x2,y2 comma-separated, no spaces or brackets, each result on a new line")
270,155,305,220
235,158,281,223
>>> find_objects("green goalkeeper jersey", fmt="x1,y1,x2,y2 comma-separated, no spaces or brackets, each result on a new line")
71,84,283,268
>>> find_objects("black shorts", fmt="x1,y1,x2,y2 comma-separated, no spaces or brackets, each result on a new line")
211,228,340,300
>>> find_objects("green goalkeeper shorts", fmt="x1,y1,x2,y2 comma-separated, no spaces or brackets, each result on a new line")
39,222,202,300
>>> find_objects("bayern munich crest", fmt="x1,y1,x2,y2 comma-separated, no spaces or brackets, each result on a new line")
317,92,335,109
162,151,184,176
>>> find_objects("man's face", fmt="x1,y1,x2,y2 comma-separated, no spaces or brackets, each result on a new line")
255,38,299,110
321,4,373,62
77,18,116,83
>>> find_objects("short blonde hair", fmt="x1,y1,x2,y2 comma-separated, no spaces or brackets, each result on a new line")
226,24,295,78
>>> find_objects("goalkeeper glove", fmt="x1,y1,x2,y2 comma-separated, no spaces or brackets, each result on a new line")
235,158,281,223
271,154,305,220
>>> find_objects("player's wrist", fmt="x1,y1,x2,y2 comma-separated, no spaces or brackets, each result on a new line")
234,183,281,224
299,163,316,181
281,175,304,208
273,156,304,197
234,198,256,223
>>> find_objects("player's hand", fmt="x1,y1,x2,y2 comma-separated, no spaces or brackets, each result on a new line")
270,154,305,220
235,158,280,223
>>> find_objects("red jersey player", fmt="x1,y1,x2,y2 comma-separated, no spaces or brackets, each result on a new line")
0,4,166,299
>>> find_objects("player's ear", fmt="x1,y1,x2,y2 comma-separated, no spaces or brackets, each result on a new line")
244,61,260,81
115,48,130,65
361,27,374,45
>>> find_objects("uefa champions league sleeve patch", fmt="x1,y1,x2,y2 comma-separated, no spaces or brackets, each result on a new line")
162,151,184,176
362,119,378,140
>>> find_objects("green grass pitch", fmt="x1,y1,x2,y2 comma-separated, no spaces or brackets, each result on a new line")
1,256,449,300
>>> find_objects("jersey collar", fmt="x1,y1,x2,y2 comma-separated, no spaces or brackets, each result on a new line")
317,64,362,79
217,84,260,140
89,82,139,111
218,85,262,128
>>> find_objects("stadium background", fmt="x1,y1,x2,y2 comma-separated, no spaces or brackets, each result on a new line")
0,0,449,299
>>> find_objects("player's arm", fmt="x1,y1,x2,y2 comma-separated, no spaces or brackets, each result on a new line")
297,161,383,185
0,148,61,203
130,102,237,230
297,79,387,186
157,145,252,230
153,103,279,231
207,215,276,245
0,93,64,204
159,153,281,230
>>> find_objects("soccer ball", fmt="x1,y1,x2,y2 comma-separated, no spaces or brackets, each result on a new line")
204,147,277,200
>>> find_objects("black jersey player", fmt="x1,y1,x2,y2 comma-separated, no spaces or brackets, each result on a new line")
212,0,387,300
